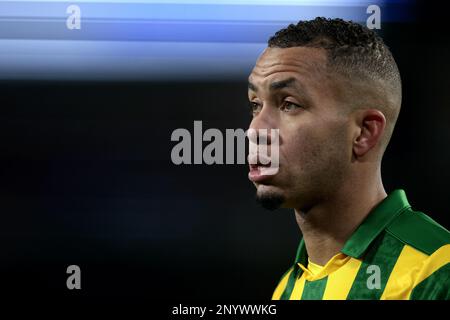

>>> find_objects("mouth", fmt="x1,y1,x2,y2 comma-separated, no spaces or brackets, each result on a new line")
248,162,279,183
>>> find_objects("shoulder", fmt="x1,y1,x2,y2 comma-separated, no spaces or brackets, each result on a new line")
409,260,450,300
272,266,295,300
386,207,450,256
384,208,450,299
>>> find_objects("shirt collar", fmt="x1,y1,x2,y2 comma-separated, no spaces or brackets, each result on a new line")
341,189,411,258
300,253,350,281
294,189,411,264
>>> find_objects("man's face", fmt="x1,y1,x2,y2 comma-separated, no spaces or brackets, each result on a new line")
248,46,354,211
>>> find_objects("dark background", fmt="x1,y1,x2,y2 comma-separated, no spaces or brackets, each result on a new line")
0,1,449,303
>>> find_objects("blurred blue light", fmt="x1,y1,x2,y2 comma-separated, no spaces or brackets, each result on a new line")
0,0,414,80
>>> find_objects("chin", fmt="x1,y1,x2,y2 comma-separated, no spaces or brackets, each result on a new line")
255,185,286,211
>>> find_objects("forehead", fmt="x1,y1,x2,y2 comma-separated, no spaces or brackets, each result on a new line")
248,46,328,88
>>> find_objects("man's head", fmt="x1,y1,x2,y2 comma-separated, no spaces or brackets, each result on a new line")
247,17,402,211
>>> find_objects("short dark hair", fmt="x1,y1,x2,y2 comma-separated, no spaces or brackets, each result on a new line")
268,17,402,150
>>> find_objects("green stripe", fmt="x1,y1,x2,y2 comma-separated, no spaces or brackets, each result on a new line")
280,264,300,300
301,277,328,300
410,263,450,300
279,238,308,300
346,232,404,299
280,265,297,300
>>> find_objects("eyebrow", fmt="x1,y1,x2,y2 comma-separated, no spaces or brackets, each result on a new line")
248,77,299,92
270,77,297,90
248,81,258,92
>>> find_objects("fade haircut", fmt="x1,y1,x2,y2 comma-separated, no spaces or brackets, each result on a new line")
268,17,402,153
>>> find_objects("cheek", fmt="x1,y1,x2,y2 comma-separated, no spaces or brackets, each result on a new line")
279,119,349,169
280,125,321,166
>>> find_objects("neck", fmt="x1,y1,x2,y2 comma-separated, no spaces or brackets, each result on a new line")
294,167,387,266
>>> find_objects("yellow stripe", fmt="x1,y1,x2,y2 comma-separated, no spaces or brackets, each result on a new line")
381,245,428,300
322,257,363,300
381,244,450,299
408,244,450,299
290,273,306,300
272,268,293,300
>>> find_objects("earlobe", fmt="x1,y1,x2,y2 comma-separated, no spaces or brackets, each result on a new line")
352,110,386,158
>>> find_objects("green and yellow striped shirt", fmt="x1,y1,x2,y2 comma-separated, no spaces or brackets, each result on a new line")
272,190,450,300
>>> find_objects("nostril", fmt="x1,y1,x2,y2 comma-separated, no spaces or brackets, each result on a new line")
260,132,272,146
255,129,272,146
246,128,259,144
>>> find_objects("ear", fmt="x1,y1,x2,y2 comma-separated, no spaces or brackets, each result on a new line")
353,109,386,158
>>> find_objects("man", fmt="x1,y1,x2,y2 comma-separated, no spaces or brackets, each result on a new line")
247,17,450,300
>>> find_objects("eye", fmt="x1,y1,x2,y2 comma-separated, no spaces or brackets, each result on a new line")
280,101,301,112
249,101,262,116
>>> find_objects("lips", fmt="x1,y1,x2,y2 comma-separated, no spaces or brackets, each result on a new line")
248,154,279,182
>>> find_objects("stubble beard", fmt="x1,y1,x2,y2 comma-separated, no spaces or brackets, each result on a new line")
255,185,285,211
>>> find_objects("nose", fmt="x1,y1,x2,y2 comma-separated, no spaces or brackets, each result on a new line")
247,105,280,168
248,105,277,145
